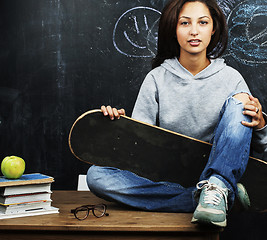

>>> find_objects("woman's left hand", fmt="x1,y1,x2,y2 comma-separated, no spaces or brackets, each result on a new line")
242,95,266,129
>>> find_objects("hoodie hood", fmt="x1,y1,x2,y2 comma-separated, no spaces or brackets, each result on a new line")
161,58,226,80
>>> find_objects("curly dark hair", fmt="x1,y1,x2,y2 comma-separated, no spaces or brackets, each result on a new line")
152,0,228,69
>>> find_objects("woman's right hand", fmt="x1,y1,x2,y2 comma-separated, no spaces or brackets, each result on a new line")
101,105,126,120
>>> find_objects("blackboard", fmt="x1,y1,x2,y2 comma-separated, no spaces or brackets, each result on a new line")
0,0,266,191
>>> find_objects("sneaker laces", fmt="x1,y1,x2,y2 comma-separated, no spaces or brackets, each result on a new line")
197,180,228,211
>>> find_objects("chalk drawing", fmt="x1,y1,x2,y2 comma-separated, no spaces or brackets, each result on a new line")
113,7,161,58
227,0,267,64
217,0,237,16
113,1,266,63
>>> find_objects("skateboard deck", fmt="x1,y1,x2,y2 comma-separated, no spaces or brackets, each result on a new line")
69,109,267,211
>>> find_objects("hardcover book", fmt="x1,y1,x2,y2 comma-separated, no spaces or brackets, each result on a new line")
0,206,59,219
0,183,51,196
0,173,54,187
0,192,51,205
0,200,52,214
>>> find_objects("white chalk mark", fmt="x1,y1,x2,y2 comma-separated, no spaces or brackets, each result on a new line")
133,16,139,34
123,31,146,49
249,27,267,43
217,0,236,15
144,15,149,30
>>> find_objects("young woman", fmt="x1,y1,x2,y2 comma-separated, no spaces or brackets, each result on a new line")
87,0,267,227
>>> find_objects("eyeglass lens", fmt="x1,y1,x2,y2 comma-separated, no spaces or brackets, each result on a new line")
93,204,106,218
75,207,89,220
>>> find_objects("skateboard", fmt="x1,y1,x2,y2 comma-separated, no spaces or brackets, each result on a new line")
69,109,267,211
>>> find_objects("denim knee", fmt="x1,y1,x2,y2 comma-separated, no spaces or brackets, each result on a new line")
87,165,123,193
86,165,106,192
221,95,251,125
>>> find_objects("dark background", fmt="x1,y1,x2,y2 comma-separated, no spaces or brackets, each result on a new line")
0,0,266,238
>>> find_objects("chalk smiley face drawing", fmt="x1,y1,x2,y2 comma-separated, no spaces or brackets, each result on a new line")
113,7,161,58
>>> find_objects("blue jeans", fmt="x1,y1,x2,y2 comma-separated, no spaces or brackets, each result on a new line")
87,95,252,212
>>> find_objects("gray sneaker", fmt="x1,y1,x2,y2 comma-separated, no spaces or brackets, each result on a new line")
191,177,228,227
237,183,250,210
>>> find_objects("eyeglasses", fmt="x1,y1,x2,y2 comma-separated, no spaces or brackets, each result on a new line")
71,204,109,220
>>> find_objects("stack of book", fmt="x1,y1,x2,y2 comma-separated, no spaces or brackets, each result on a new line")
0,173,59,219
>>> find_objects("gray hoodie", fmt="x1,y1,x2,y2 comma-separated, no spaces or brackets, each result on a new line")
132,58,267,152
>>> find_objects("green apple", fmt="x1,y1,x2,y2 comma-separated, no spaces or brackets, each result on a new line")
1,156,25,179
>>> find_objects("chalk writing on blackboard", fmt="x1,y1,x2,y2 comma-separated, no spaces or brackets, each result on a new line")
113,6,161,58
227,0,267,65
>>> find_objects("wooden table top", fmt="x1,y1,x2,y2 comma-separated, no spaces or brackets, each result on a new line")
0,191,222,233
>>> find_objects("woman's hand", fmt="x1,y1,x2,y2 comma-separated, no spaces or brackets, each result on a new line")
242,95,266,129
101,105,126,120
